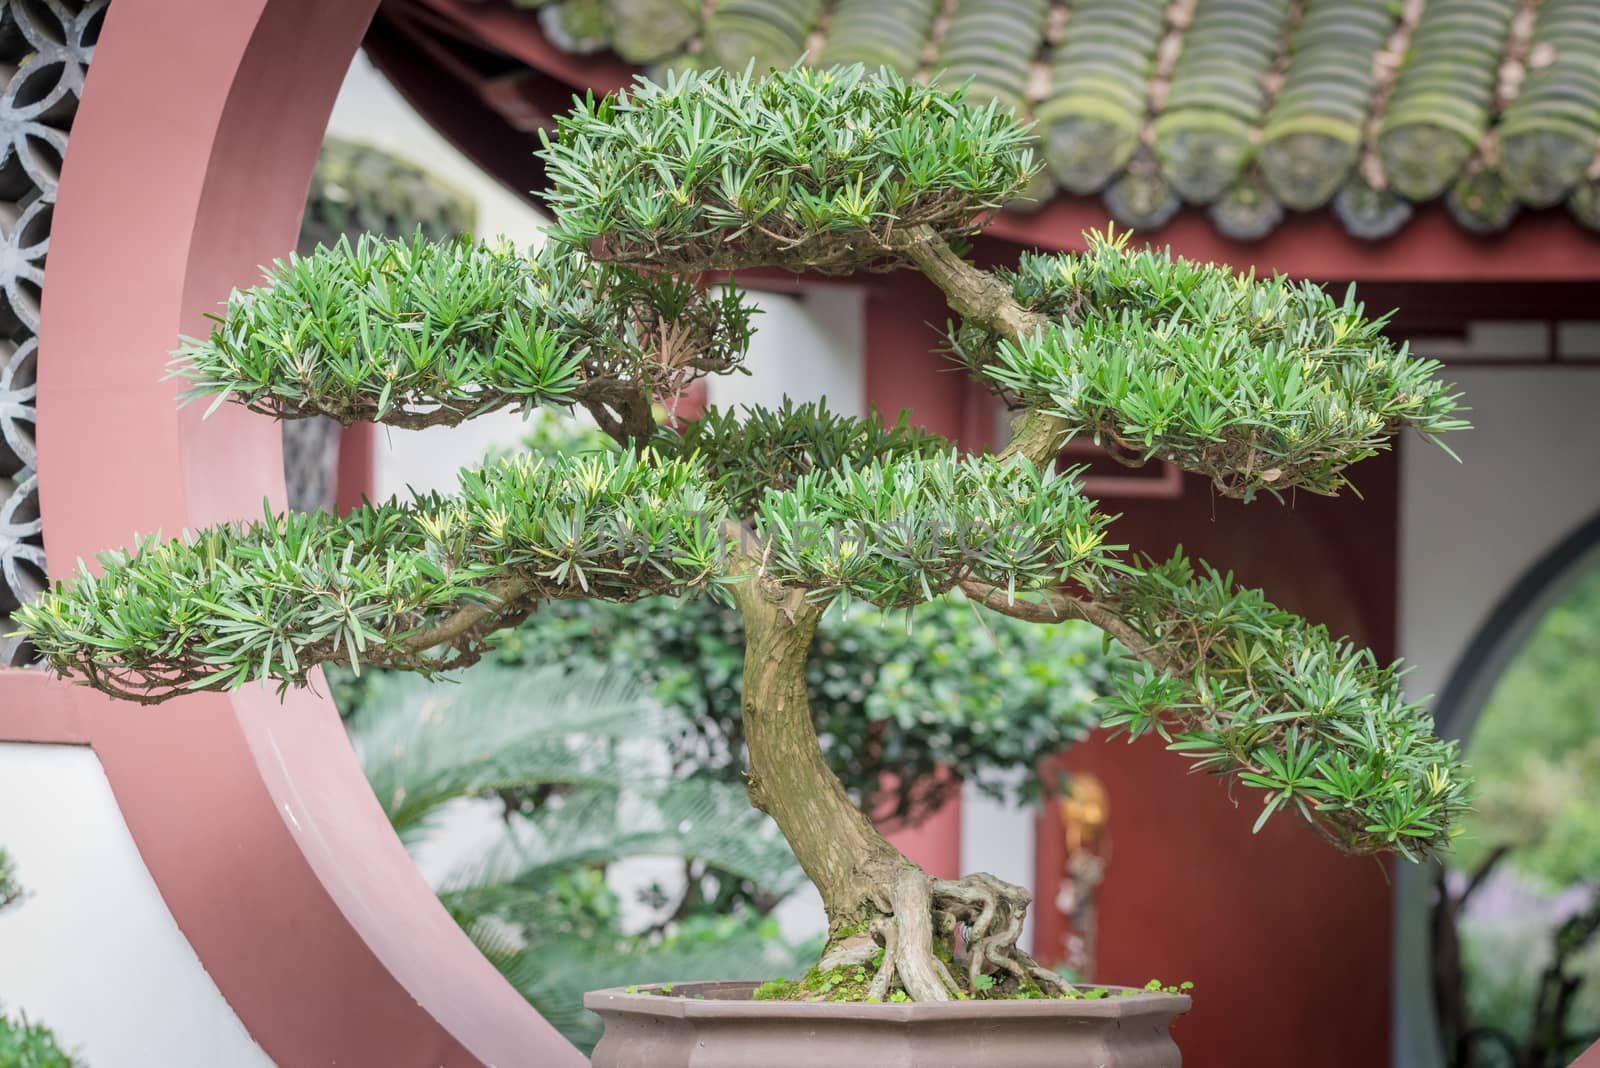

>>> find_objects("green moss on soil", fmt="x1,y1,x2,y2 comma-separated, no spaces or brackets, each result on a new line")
752,977,801,1001
748,971,1196,1003
797,961,878,1002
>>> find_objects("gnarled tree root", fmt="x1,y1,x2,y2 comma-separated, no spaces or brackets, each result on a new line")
832,868,1076,1002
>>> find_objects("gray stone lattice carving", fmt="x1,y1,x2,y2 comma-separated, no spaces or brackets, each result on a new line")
0,6,478,656
0,0,107,667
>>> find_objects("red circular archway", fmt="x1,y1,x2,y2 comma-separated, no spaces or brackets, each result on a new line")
2,1,582,1063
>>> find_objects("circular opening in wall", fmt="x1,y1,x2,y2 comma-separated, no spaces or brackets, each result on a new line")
1401,510,1600,1068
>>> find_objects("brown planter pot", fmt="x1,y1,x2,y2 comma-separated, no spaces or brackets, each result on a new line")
586,980,1191,1067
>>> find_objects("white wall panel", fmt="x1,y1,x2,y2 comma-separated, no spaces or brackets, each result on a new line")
0,743,271,1068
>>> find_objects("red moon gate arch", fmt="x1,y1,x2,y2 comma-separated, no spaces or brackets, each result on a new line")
1,1,582,1063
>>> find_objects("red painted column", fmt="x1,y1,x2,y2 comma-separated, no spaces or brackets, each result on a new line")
864,274,973,443
862,272,980,880
333,424,375,515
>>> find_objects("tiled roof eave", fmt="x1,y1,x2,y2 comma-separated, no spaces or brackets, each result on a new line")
408,0,1600,244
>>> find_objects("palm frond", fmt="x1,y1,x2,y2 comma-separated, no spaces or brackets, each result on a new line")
346,657,812,1053
442,777,805,902
471,913,820,1054
348,663,675,842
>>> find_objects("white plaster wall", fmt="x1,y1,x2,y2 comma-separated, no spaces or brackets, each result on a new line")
327,54,547,249
1399,368,1600,702
0,743,271,1067
369,410,540,502
707,287,867,418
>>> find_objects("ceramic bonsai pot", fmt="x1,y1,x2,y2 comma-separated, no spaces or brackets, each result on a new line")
585,979,1191,1067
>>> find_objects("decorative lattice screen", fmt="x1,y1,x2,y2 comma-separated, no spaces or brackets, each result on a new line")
0,0,106,667
0,5,476,659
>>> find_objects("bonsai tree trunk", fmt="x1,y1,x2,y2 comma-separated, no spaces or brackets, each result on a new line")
730,563,1068,1001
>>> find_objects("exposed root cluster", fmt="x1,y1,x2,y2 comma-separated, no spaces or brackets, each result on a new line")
814,869,1074,1003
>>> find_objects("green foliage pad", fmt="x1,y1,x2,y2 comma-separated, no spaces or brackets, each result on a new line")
540,64,1037,273
954,231,1467,500
19,451,726,699
173,234,754,433
1100,555,1467,857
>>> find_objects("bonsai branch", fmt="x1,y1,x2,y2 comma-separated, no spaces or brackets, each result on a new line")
998,408,1073,468
64,577,542,706
399,577,533,652
575,381,658,450
887,226,1077,469
245,398,508,430
240,371,667,445
957,578,1173,672
892,224,1042,343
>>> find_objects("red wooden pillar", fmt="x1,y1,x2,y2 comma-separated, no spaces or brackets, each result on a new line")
333,423,375,514
862,271,982,879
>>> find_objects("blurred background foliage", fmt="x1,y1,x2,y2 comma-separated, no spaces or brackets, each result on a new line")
1452,564,1600,889
343,663,817,1052
1437,561,1600,1067
0,849,78,1068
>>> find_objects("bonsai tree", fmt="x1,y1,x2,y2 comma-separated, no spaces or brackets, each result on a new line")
16,67,1470,1003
